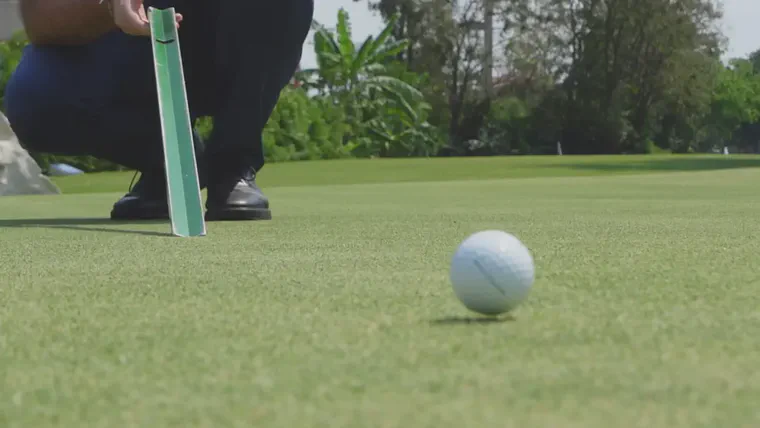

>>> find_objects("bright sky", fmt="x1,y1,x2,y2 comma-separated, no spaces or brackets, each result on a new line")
300,0,384,68
300,0,759,68
720,0,759,59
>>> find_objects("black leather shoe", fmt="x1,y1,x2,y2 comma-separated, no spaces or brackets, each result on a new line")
205,169,272,221
110,172,169,220
111,131,206,221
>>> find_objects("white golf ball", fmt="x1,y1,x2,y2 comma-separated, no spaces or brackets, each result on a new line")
450,230,534,315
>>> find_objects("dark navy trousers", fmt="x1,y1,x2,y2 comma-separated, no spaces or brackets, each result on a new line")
4,0,313,175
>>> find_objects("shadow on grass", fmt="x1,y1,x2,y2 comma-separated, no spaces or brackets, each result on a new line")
544,157,760,173
431,315,515,325
0,218,169,237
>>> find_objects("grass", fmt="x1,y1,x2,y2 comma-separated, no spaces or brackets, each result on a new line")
2,155,760,427
51,154,760,193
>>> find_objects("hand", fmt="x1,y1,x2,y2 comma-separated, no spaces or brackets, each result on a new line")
110,0,183,37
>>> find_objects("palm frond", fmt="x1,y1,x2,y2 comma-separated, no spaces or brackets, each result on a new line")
370,13,400,53
336,9,355,67
351,36,376,77
370,40,409,64
364,76,424,103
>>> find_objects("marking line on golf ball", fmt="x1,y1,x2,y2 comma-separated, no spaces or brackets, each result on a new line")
473,259,506,296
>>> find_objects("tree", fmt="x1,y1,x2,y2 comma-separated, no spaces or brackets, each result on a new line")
749,48,760,73
300,8,442,156
360,0,497,152
705,59,760,150
519,0,724,153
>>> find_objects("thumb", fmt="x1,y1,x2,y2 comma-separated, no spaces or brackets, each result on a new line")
115,9,150,36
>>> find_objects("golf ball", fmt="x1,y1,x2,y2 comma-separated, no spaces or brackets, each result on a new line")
450,230,534,315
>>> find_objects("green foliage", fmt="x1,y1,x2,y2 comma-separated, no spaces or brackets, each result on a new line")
195,116,213,141
477,97,531,155
0,31,28,109
368,0,757,155
300,9,443,158
643,140,672,155
707,60,760,141
195,87,355,163
262,85,353,161
750,49,760,73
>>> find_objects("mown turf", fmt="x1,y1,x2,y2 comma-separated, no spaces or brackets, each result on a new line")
51,154,760,194
2,157,760,427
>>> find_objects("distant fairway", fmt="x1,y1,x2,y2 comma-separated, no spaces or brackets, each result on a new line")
50,154,760,194
2,156,760,427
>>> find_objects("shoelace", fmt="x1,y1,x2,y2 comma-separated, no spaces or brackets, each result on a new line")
242,167,256,183
128,171,139,192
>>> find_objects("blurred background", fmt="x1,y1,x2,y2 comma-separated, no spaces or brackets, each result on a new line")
2,0,760,174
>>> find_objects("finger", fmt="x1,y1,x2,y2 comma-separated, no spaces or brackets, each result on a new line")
121,19,150,36
137,6,149,23
122,8,150,35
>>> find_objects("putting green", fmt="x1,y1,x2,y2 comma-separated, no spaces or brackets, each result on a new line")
1,157,760,427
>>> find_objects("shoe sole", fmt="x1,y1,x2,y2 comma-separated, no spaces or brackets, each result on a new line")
205,207,272,221
111,208,270,222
